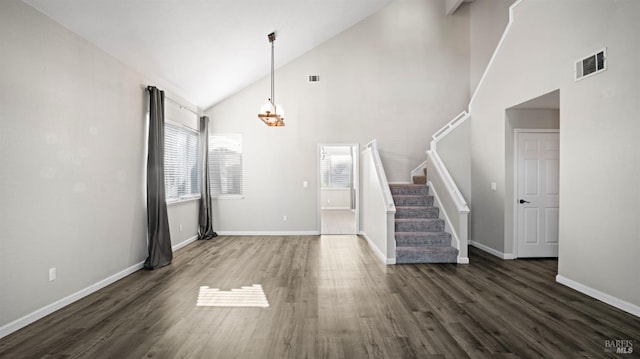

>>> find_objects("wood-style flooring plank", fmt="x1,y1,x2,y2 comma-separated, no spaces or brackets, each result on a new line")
1,235,639,359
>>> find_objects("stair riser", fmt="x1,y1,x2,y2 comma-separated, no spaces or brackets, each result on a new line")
389,185,429,196
396,247,458,264
393,196,434,207
395,207,439,219
395,234,451,247
395,220,444,232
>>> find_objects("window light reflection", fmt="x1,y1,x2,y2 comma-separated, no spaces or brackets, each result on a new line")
197,284,269,308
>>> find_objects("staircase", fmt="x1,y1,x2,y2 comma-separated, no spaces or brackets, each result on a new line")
391,172,458,263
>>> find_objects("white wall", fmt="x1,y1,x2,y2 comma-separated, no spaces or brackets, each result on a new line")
435,118,471,202
0,0,198,332
469,0,640,310
207,0,470,233
320,189,352,209
469,0,515,95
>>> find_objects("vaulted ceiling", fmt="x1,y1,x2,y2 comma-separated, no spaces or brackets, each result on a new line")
22,0,394,109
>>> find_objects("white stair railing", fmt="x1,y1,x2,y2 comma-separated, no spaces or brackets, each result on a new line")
361,139,396,264
426,111,470,264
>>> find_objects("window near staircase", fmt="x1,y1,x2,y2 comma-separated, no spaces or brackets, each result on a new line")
209,134,243,197
164,122,200,202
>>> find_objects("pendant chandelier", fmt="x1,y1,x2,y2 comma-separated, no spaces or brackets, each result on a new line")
258,32,285,127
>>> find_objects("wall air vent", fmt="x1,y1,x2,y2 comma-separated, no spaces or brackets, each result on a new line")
575,48,606,81
308,75,320,83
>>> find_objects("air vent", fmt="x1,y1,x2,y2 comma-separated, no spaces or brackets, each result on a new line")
308,75,320,83
575,48,606,81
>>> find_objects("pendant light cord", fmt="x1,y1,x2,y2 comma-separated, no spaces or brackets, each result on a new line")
271,38,275,108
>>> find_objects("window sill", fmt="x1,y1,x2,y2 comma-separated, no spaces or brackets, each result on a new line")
167,195,201,206
211,195,244,200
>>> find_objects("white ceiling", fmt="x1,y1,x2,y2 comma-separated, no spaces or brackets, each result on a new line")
22,0,394,109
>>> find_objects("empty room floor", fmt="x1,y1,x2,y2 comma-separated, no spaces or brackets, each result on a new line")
1,235,638,358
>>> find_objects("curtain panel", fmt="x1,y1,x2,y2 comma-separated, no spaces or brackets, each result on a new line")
144,86,173,269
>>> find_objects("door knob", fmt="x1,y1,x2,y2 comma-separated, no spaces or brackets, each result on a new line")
519,199,530,204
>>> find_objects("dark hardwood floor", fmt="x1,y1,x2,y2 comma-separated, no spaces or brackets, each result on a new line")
1,235,638,358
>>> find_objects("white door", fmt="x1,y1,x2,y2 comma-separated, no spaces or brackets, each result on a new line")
516,131,559,257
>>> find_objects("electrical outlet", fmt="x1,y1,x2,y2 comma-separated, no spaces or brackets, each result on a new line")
179,224,183,232
283,215,287,221
49,267,56,281
491,182,497,191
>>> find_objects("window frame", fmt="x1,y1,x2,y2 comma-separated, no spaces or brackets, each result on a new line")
164,119,201,205
208,133,244,199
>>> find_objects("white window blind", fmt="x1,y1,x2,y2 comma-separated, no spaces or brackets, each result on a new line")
164,122,200,201
209,134,243,196
320,154,352,188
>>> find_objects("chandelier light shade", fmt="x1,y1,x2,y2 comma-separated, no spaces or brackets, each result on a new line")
258,32,285,127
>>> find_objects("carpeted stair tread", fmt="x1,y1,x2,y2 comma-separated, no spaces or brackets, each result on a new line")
393,195,434,207
389,184,429,195
395,218,444,232
395,232,452,246
396,246,458,264
395,206,439,219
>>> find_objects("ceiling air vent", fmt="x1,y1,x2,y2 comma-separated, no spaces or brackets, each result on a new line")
575,48,606,81
308,75,320,83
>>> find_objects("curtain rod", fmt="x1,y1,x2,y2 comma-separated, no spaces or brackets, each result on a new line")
146,85,200,116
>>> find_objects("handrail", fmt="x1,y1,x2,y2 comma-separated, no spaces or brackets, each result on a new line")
431,111,469,151
410,160,427,181
364,139,396,212
427,150,469,214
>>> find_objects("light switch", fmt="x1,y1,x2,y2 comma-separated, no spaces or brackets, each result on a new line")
303,181,308,188
491,182,497,191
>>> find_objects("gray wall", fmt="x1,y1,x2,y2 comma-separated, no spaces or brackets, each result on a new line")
207,0,471,233
469,0,640,308
435,118,471,203
0,0,197,329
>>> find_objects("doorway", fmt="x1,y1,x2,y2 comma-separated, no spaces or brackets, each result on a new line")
318,144,359,235
514,130,559,257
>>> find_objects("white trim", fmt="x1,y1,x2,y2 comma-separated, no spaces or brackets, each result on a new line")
556,275,640,318
427,180,460,251
360,231,396,265
512,129,560,258
469,0,524,110
166,195,201,206
214,231,320,236
0,260,145,340
427,151,469,214
469,240,516,260
458,257,469,264
409,160,427,182
317,143,360,235
431,111,469,151
363,140,396,213
320,206,352,210
172,235,198,252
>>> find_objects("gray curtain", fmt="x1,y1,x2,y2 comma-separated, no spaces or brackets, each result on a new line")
198,116,218,240
144,86,173,269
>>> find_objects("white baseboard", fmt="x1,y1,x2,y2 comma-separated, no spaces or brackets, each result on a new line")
556,275,640,318
215,231,320,236
469,240,516,260
0,260,145,340
458,257,469,264
172,235,198,252
360,231,395,265
0,235,202,340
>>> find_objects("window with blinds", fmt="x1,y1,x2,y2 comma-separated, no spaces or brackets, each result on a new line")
209,134,243,197
320,153,352,188
164,122,200,202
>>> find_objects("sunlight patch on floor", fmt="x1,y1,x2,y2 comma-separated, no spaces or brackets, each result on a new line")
197,284,269,307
